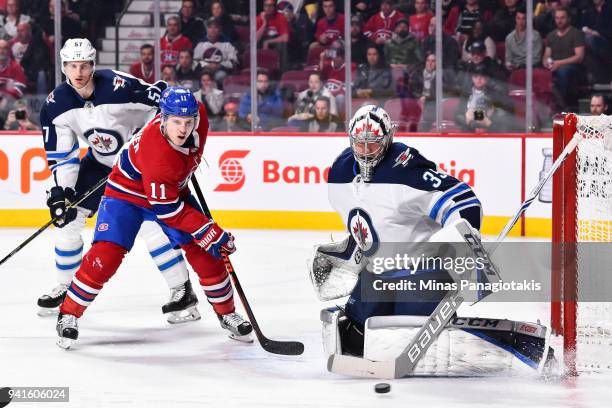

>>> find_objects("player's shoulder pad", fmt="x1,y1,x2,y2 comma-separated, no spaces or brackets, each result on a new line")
328,147,357,184
372,142,461,192
92,69,159,106
41,82,81,121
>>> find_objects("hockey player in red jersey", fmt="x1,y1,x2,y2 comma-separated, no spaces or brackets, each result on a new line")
55,86,252,349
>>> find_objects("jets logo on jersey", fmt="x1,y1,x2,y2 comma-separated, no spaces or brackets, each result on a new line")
46,91,55,104
113,76,127,91
347,208,379,257
85,128,123,156
393,148,413,168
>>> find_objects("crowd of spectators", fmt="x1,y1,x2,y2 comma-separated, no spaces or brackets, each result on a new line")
3,0,611,132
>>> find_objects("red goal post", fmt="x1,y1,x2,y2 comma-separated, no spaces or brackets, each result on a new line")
551,113,612,375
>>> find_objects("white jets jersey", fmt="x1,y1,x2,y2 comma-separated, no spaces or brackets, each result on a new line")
328,142,482,265
40,69,166,189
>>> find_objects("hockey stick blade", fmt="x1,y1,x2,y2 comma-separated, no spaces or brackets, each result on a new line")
191,177,304,355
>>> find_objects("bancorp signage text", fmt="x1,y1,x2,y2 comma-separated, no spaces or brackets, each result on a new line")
0,133,550,222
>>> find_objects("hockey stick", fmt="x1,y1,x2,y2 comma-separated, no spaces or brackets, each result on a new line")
0,176,109,267
491,132,582,252
190,176,305,356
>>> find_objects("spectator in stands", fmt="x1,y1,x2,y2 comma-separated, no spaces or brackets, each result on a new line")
179,0,205,44
175,48,202,91
459,41,508,93
486,0,521,42
384,18,422,70
364,0,407,45
409,0,433,41
160,15,193,67
580,0,612,84
299,96,344,132
256,0,290,72
350,15,369,65
11,23,50,93
3,98,38,130
215,101,249,131
209,1,239,45
278,1,314,69
543,7,585,111
0,39,26,99
194,17,239,85
319,39,353,106
535,0,560,37
454,65,513,132
422,16,460,71
41,0,81,46
290,72,338,121
352,0,376,21
589,93,609,114
461,21,496,63
560,0,579,23
0,0,30,39
313,0,345,48
444,0,492,41
161,64,178,86
354,45,394,99
239,69,284,130
193,71,224,127
129,44,155,83
505,8,543,70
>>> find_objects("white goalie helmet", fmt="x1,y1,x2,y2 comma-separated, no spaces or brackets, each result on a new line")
348,105,395,182
60,38,96,75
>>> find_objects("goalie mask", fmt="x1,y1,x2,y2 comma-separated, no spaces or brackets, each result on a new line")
348,105,394,182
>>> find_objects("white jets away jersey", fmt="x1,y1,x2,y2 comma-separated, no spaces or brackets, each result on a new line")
40,69,165,189
328,142,482,265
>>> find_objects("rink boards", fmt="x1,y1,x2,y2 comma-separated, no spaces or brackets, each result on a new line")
0,131,553,237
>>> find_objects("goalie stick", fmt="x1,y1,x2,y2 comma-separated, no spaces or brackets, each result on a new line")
190,176,305,356
0,176,109,267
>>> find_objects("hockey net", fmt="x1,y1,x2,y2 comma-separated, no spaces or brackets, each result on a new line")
551,113,612,374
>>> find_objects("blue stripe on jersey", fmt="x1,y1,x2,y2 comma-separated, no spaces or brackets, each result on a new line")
49,157,80,170
150,243,174,258
119,149,142,180
441,198,481,226
158,255,184,271
152,201,182,216
429,183,470,221
46,143,79,159
55,246,83,257
56,260,81,270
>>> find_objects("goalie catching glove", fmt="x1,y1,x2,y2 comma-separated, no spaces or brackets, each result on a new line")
46,186,77,228
194,221,236,258
308,235,366,301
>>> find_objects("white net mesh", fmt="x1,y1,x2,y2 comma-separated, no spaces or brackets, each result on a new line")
573,114,612,372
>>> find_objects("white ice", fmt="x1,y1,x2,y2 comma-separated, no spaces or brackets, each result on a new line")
0,228,611,407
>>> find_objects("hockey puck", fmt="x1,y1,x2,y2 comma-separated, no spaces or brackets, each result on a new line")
374,383,391,394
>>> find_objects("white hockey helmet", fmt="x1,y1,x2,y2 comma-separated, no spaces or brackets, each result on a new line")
348,105,395,181
60,38,96,75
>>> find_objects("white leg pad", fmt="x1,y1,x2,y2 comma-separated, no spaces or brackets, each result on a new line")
320,307,343,357
54,207,89,284
363,315,536,376
138,221,189,289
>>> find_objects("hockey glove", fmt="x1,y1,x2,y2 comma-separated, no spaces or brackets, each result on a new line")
46,186,77,228
194,222,236,258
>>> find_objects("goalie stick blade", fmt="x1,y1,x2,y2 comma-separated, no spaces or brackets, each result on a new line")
327,354,398,379
261,338,304,355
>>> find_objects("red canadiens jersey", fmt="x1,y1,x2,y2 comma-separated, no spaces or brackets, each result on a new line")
105,103,211,236
364,10,407,42
160,34,193,66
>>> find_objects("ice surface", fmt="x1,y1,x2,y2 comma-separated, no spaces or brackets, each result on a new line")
0,228,610,407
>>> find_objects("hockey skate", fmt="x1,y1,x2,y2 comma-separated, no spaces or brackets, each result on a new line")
218,312,253,343
56,313,78,349
37,283,68,316
162,280,201,324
